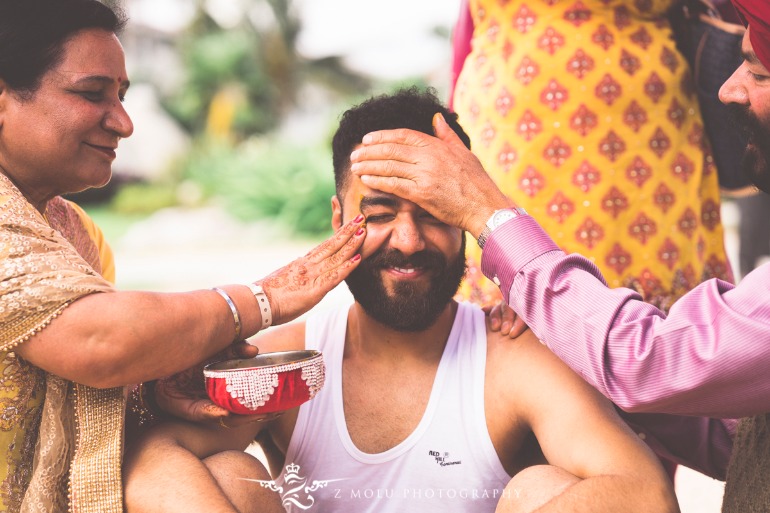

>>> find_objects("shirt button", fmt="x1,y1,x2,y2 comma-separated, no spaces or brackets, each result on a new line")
493,276,501,286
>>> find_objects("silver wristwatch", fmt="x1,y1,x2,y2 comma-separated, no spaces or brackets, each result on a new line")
476,207,528,249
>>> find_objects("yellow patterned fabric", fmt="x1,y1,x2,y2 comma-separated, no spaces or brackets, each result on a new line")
0,172,124,513
455,0,733,311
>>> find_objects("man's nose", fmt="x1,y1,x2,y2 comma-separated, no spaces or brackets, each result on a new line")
388,219,426,256
719,64,750,107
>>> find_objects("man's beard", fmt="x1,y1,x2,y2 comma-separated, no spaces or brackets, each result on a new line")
727,103,770,193
345,236,467,332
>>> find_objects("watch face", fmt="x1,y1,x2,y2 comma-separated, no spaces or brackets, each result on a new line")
491,209,517,228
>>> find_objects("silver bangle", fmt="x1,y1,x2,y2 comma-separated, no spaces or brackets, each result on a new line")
247,283,272,329
212,287,242,342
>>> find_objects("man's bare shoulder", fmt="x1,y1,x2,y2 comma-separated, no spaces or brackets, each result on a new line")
250,321,307,353
483,321,617,421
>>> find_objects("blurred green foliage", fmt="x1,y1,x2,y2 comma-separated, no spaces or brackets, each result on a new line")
181,138,336,237
111,182,179,215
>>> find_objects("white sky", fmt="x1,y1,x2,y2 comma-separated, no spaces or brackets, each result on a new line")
126,0,461,80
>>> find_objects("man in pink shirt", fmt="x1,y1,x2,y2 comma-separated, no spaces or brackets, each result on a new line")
349,2,770,509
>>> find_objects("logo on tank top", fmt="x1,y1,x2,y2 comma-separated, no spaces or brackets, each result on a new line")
428,450,462,467
242,462,347,510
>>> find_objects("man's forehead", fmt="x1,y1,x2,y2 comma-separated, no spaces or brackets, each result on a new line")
743,29,760,63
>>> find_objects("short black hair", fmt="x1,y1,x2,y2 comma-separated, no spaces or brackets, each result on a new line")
331,86,471,195
0,0,126,96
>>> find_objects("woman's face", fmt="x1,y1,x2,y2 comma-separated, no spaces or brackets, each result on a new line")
0,28,133,207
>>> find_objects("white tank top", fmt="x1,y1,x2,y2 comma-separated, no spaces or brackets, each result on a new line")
275,302,510,512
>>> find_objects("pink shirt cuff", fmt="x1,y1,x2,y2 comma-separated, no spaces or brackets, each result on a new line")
480,215,560,301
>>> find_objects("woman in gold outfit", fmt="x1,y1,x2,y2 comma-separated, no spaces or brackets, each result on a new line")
453,0,733,311
0,1,365,511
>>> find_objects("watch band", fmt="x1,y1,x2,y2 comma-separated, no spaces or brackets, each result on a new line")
477,207,528,249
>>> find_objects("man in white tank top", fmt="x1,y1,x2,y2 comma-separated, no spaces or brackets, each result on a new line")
124,89,677,513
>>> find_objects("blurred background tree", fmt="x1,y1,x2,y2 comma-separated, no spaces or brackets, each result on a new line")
80,0,455,238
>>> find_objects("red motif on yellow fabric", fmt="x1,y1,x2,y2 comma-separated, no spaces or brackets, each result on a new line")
671,153,695,182
630,27,653,49
677,208,698,238
564,1,592,27
660,47,680,73
575,217,605,249
481,70,496,91
703,255,729,281
502,39,515,61
622,100,648,132
547,191,576,223
629,212,658,244
701,199,721,231
498,142,518,173
567,48,595,79
667,98,686,129
653,183,676,213
595,74,622,105
619,49,641,76
626,156,652,187
481,121,496,147
519,166,546,197
649,127,671,158
601,186,629,218
572,160,601,192
591,24,614,50
599,130,626,162
637,268,663,297
487,20,501,42
658,238,680,269
541,79,569,110
687,123,705,147
495,87,515,117
538,27,566,55
514,4,538,33
544,136,572,166
614,5,632,30
570,104,598,136
606,243,633,274
516,56,540,85
517,110,543,141
644,72,666,103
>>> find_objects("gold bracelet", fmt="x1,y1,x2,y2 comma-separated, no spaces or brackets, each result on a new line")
246,282,272,329
212,287,242,342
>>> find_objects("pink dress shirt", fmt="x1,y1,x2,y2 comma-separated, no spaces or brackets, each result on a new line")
481,216,751,478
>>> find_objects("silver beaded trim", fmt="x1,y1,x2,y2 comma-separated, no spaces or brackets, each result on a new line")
206,355,325,410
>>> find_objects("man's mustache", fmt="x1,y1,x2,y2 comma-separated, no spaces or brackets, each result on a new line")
364,248,447,271
726,103,767,142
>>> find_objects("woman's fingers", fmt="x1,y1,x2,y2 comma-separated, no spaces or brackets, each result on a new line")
260,216,365,326
305,214,365,263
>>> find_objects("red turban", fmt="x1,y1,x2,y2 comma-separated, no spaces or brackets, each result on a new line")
732,0,770,71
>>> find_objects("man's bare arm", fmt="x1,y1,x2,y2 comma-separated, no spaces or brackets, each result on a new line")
490,331,678,513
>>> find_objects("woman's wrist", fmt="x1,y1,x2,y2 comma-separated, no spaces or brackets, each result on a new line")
246,282,272,330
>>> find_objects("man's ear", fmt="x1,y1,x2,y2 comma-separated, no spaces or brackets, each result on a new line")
331,195,343,231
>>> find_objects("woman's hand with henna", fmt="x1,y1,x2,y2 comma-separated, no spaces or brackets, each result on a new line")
258,214,366,326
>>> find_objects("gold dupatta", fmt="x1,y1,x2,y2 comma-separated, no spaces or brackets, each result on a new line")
0,172,124,512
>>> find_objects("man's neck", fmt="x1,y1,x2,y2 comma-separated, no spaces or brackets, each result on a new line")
344,301,459,364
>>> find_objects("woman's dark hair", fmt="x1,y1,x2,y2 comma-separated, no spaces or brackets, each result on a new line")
0,0,127,96
331,86,471,195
